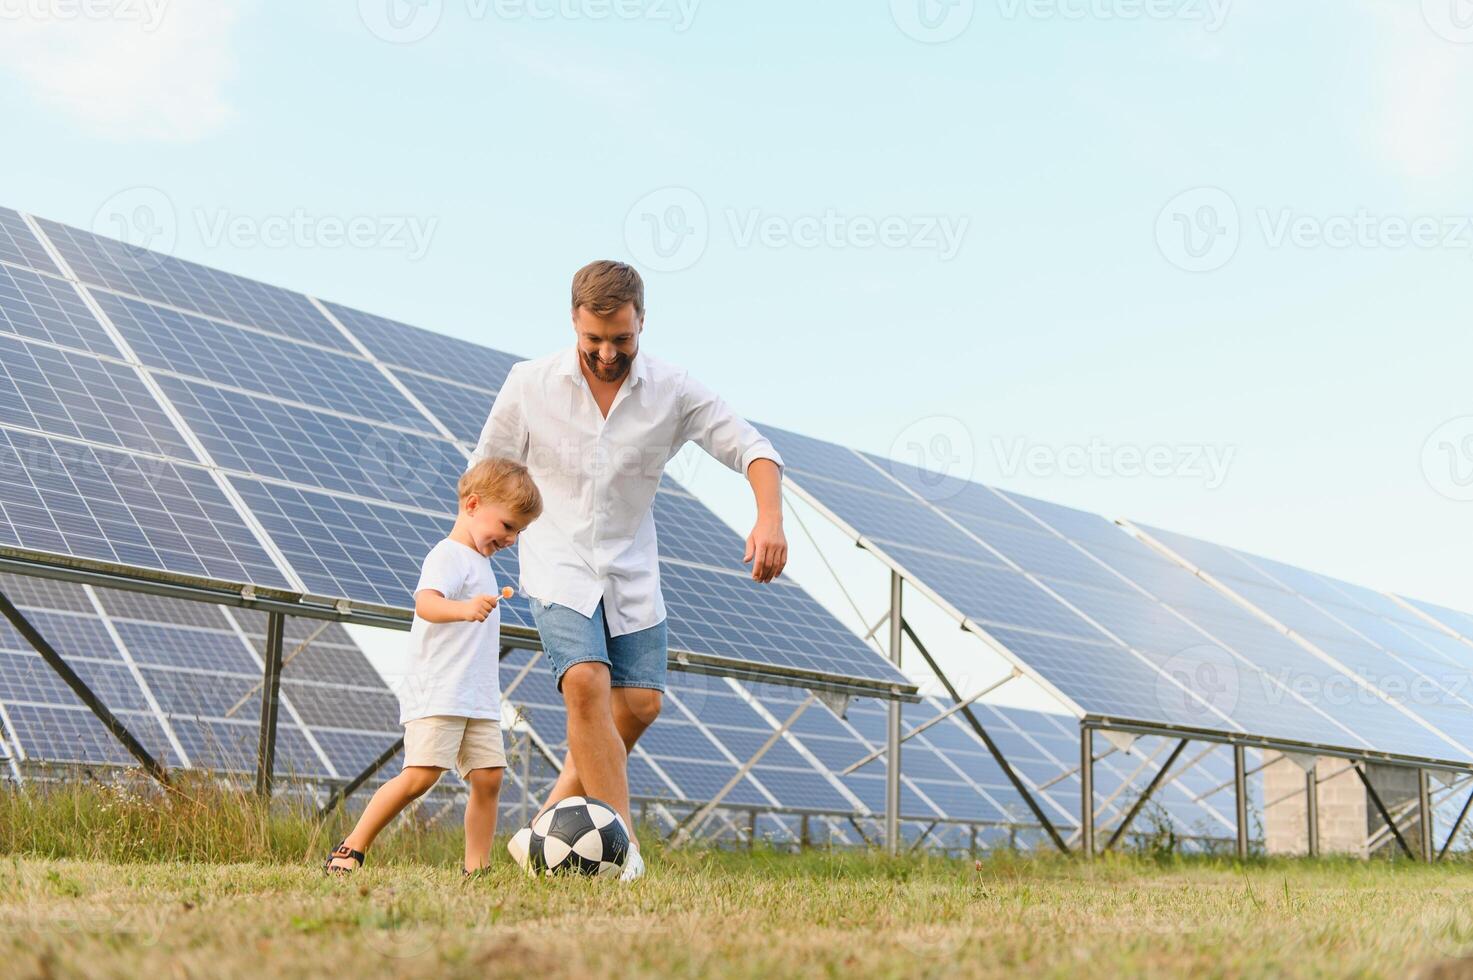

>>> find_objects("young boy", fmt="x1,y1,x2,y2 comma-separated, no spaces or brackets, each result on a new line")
324,457,542,875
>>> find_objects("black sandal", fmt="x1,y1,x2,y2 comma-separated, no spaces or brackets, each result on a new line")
323,840,365,875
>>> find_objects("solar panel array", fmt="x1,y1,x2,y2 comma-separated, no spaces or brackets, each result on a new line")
0,568,1244,848
761,422,1473,768
0,208,907,695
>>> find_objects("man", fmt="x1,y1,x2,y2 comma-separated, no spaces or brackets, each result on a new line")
471,260,787,880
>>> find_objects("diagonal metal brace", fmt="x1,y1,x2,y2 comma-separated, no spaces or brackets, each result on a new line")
670,693,816,848
1354,763,1416,860
1104,739,1189,852
901,618,1069,854
1438,782,1473,862
0,589,170,787
319,735,405,819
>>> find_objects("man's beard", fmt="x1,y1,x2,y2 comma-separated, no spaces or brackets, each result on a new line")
583,347,633,383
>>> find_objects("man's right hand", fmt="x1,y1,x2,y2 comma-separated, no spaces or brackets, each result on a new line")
461,594,500,622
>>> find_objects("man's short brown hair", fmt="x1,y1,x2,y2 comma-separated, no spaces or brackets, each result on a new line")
571,260,644,319
459,457,543,519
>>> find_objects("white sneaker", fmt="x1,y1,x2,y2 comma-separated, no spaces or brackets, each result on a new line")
507,826,534,875
619,843,645,883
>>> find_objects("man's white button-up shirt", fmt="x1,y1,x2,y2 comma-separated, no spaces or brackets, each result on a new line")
470,346,782,637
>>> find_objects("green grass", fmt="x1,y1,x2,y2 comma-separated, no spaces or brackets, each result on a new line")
4,778,1473,978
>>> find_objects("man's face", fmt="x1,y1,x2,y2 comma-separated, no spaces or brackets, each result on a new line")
573,302,641,383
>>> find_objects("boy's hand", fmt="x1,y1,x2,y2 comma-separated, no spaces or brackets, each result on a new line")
461,594,500,622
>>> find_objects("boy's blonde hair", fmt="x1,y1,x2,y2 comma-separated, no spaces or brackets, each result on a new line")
459,457,542,519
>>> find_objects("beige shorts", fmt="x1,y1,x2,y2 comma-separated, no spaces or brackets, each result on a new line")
402,716,506,778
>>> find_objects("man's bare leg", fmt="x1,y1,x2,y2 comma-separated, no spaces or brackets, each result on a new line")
540,670,663,842
541,686,661,818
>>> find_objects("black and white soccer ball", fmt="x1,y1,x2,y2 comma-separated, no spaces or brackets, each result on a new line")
528,796,630,877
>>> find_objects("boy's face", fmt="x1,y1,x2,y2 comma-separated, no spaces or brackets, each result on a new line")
461,495,530,557
572,301,641,383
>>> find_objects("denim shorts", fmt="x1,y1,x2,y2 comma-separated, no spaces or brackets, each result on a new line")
530,598,668,692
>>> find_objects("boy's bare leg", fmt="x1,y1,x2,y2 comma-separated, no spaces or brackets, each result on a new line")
328,766,444,870
463,767,504,872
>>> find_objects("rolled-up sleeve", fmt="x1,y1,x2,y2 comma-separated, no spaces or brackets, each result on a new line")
470,363,529,467
678,372,784,475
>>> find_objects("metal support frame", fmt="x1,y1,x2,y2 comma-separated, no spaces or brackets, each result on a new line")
1103,739,1188,853
670,692,817,849
1233,743,1249,859
224,620,332,718
0,589,171,787
901,618,1070,854
254,611,285,798
1080,725,1094,859
1354,763,1416,860
1305,763,1319,858
1438,782,1473,862
1418,769,1435,862
885,571,903,856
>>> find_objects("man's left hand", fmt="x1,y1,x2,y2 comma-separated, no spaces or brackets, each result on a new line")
744,517,788,583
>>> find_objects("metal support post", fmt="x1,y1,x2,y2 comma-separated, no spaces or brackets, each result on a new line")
1234,743,1249,859
1419,769,1435,862
885,571,903,856
1080,725,1094,859
319,735,405,818
1305,763,1319,858
255,611,285,798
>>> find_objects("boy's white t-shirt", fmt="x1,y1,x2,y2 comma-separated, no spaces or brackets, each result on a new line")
398,538,502,725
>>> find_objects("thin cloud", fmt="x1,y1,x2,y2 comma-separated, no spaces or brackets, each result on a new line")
0,0,244,142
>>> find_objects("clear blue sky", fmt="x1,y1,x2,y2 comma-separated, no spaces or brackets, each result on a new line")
2,0,1469,637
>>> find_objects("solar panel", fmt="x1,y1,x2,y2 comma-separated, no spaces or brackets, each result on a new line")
37,219,352,352
1134,524,1473,764
390,371,496,445
0,263,119,354
0,208,58,274
0,431,291,588
763,422,1470,766
322,301,521,388
95,291,426,428
0,333,192,459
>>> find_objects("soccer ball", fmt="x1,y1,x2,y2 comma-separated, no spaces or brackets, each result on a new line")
528,796,630,877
